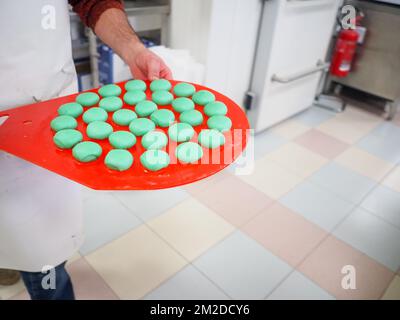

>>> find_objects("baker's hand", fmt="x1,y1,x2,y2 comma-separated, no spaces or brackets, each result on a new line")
125,44,172,81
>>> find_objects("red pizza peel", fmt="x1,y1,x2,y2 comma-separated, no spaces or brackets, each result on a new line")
0,80,250,190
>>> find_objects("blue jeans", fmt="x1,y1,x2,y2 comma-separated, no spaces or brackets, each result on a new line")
20,262,75,300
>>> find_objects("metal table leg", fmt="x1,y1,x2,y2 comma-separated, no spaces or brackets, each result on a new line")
384,101,398,121
314,94,346,113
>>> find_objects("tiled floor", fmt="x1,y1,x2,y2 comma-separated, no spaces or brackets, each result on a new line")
2,105,400,300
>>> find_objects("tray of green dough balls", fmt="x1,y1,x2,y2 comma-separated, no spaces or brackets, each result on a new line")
0,80,249,190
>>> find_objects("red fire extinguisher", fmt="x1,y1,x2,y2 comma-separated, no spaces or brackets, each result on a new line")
330,29,359,77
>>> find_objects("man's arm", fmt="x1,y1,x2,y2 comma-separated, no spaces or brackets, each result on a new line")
69,0,172,80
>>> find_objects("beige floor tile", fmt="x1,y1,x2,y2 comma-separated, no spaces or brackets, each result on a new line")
338,105,382,123
298,236,394,299
0,279,25,300
335,147,393,181
67,251,82,266
264,142,328,178
317,107,381,144
271,119,310,140
382,166,400,193
317,120,375,145
382,276,400,300
148,198,234,261
239,157,305,199
85,225,187,299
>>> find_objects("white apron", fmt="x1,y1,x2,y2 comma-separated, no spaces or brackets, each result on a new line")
0,0,84,272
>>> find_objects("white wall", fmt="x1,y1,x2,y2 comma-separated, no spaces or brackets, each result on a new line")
205,0,261,106
169,0,212,65
169,0,261,107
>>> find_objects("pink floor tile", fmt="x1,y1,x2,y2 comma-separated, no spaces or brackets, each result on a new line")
183,170,232,196
67,258,119,300
242,203,327,267
11,258,119,300
298,236,394,299
295,129,349,159
193,175,273,227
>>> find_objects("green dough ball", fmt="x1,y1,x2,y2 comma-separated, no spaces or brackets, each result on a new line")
72,141,102,163
58,102,83,118
204,101,228,116
175,142,203,164
172,97,195,113
135,100,158,117
168,123,194,142
150,79,171,92
125,79,146,91
173,82,196,97
98,84,121,97
82,107,108,124
192,90,215,106
150,109,175,127
198,129,225,149
105,149,133,171
141,131,168,150
53,129,83,149
109,131,137,149
179,110,203,126
99,96,123,112
129,118,155,136
123,90,147,105
112,109,137,126
76,92,100,107
140,150,170,171
86,121,113,140
51,115,77,131
207,115,232,132
152,91,174,106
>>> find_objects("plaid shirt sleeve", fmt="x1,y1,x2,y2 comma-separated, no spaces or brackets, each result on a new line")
69,0,125,30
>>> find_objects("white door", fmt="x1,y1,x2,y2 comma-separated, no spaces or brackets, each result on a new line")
248,0,340,132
